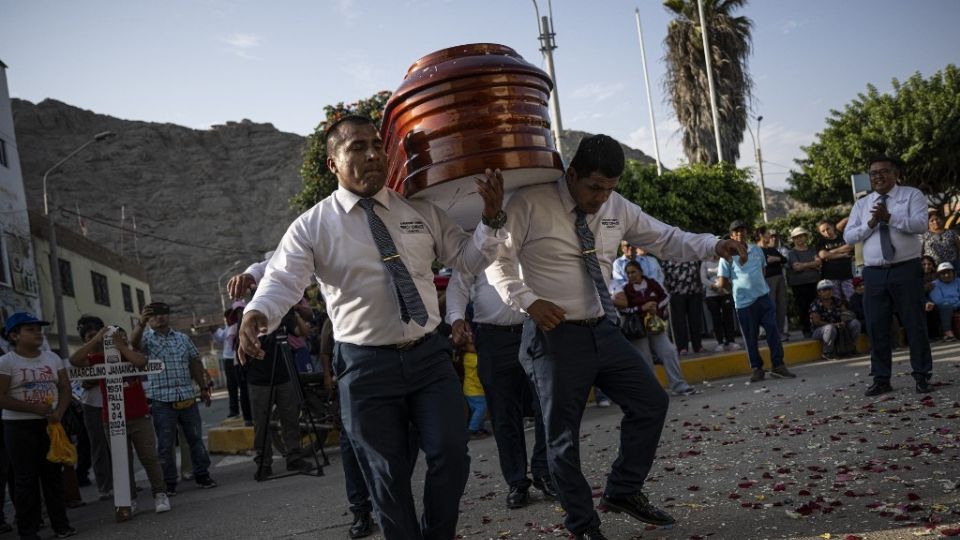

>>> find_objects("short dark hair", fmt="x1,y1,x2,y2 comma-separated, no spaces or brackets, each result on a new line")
625,260,644,274
816,219,834,228
77,314,104,338
569,134,625,179
325,115,376,156
867,154,901,171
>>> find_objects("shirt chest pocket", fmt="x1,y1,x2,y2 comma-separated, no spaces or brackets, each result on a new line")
397,231,436,279
597,219,624,262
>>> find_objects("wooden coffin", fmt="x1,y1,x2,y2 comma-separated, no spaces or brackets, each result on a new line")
381,43,564,228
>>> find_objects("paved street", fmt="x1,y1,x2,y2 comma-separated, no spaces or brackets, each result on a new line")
63,341,959,539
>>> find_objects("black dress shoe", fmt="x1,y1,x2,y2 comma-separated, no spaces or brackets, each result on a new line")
506,486,529,509
600,492,676,526
864,381,893,397
574,527,608,540
532,475,558,499
349,510,374,539
915,379,933,394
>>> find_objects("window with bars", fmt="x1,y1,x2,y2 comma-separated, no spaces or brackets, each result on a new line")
122,283,134,312
59,259,75,297
91,271,110,306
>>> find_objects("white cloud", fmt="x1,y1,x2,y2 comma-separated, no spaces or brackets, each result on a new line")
781,20,803,35
570,82,625,102
625,117,685,168
336,0,361,22
337,51,383,93
220,33,262,60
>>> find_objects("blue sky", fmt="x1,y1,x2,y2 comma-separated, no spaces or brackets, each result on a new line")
2,0,958,190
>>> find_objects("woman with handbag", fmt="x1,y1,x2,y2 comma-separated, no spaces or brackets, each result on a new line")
613,261,696,396
0,313,77,539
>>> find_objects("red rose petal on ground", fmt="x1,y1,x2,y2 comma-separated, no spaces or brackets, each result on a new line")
738,481,756,488
773,483,786,492
729,493,741,499
844,536,863,540
907,492,921,501
688,485,700,491
940,528,960,537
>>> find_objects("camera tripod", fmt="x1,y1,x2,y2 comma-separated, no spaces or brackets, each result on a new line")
255,331,327,480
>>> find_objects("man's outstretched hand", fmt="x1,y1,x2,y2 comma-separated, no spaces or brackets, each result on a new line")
237,310,268,364
716,239,748,265
227,273,256,300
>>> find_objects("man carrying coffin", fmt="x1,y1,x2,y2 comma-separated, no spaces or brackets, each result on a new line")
238,115,507,539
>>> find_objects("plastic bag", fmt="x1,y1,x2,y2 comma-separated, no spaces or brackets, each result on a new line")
644,313,668,335
47,423,78,466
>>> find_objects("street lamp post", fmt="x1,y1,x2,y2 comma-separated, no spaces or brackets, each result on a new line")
217,260,244,312
744,116,769,223
42,130,116,356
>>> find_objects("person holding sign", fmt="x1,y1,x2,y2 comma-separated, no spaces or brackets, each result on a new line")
69,317,171,515
0,312,77,539
131,302,217,494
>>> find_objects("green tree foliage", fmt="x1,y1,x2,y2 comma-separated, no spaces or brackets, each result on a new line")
616,160,762,235
787,65,960,209
663,0,753,165
765,206,851,243
293,91,393,212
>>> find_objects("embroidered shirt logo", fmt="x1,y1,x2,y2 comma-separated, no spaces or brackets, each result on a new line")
399,221,427,234
600,218,621,230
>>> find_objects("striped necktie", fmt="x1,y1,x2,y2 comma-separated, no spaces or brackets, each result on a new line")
574,209,619,323
877,194,896,261
358,198,429,326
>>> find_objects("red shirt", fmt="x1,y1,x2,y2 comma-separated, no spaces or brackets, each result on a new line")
88,352,150,421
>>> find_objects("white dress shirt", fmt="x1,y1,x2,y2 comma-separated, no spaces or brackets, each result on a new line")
243,259,269,283
445,269,528,326
245,186,506,346
843,184,927,267
485,178,719,320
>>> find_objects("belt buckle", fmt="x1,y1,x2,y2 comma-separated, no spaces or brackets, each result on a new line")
396,339,416,350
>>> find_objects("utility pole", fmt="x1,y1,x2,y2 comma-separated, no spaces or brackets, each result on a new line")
634,8,663,176
534,0,564,159
755,116,769,223
744,115,769,222
697,0,724,163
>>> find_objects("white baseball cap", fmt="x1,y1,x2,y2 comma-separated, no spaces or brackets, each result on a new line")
816,280,833,290
938,262,955,273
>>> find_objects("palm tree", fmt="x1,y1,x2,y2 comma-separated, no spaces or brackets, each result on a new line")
663,0,753,165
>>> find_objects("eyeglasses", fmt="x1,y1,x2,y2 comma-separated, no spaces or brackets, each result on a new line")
868,168,892,178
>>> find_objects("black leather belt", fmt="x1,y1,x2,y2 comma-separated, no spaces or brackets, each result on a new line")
389,330,438,351
874,257,918,269
476,323,525,334
563,317,604,327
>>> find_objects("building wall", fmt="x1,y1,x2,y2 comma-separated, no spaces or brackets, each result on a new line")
0,59,43,327
32,219,152,353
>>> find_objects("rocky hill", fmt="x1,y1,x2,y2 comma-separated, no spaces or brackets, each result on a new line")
13,99,304,320
12,99,802,319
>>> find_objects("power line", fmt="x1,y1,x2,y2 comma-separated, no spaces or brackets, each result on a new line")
56,206,256,256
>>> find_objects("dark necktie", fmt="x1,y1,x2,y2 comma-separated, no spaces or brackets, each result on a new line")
574,209,618,323
878,194,896,261
358,198,429,326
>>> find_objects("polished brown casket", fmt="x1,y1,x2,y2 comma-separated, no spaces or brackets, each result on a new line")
381,43,564,228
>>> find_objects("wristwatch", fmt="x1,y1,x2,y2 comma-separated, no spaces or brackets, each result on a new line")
481,210,508,229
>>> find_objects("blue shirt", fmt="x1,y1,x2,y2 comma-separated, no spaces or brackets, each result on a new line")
140,329,200,402
930,278,960,307
718,244,769,309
